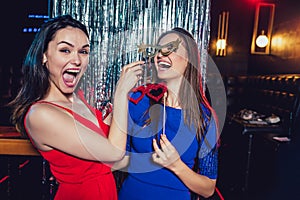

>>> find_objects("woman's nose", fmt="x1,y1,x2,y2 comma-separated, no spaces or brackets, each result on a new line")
156,50,163,58
71,52,81,66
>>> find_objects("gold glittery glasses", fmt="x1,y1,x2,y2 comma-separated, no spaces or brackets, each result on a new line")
137,38,181,58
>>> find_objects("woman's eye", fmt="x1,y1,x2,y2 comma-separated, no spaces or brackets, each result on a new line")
167,44,174,50
60,49,70,53
80,49,90,54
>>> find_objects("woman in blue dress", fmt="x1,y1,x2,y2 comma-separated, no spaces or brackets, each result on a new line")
116,27,219,200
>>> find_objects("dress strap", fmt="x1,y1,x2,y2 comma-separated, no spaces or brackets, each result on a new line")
38,100,73,114
37,101,105,136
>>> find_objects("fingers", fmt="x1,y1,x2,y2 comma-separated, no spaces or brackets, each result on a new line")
152,134,182,169
152,138,165,159
122,61,144,81
117,61,145,91
153,134,171,155
122,61,145,74
152,134,174,162
159,134,172,152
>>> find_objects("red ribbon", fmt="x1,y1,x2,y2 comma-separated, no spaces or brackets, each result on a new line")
129,83,167,104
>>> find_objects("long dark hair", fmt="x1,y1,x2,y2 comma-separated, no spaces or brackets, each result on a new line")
9,15,89,136
156,27,213,140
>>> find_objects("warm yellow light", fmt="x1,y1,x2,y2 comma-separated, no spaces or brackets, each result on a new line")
216,39,226,49
256,31,269,48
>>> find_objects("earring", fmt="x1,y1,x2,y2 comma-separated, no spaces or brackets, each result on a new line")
42,62,48,68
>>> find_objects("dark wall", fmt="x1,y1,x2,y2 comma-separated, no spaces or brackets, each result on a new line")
249,0,300,74
209,0,300,76
0,0,48,125
209,0,256,76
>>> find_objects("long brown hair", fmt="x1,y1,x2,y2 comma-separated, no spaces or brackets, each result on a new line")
156,27,213,140
8,15,89,136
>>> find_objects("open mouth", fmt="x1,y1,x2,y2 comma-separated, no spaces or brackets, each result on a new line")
158,61,171,69
63,68,80,87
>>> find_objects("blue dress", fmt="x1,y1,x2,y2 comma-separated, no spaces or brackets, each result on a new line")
118,93,218,200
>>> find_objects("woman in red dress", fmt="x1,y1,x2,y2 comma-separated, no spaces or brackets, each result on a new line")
9,15,143,199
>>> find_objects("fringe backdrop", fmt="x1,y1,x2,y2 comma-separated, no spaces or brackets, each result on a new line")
51,0,211,108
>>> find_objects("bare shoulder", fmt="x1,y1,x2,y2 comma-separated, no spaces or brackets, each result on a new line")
26,103,64,125
25,103,70,150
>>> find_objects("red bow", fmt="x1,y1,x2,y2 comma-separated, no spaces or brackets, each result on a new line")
129,83,167,104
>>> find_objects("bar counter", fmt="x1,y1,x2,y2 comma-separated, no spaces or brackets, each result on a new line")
0,126,39,156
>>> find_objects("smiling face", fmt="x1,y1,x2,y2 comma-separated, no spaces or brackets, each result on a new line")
154,33,188,85
42,26,90,97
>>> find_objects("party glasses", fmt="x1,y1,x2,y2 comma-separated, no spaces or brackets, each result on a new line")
135,38,181,86
137,38,181,58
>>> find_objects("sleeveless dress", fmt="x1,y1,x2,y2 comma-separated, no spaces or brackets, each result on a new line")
118,93,218,200
24,98,117,200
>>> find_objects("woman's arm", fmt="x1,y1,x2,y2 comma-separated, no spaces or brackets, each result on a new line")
111,155,130,171
26,61,144,162
107,61,144,159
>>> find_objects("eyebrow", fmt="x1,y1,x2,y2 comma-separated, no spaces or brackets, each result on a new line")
57,41,90,48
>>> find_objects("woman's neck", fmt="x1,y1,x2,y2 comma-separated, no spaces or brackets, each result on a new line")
164,89,181,108
164,79,181,108
164,93,181,108
43,91,74,103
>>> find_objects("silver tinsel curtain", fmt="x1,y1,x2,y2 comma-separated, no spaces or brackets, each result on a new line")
51,0,211,108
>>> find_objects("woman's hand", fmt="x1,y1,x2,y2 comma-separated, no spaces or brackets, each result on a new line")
153,135,217,198
115,61,144,95
152,134,181,170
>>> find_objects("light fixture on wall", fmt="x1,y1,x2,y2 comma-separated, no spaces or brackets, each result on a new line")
251,3,275,54
255,30,269,48
216,11,229,56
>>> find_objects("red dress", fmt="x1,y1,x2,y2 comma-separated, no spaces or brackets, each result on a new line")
24,99,117,200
